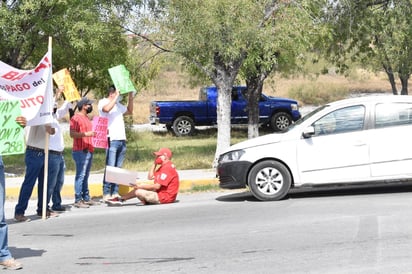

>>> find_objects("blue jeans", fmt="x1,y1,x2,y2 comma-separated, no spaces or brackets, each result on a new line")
37,153,62,214
103,140,126,196
15,149,45,216
72,150,93,203
0,156,12,262
51,156,65,210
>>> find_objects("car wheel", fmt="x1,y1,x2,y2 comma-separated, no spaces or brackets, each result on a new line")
172,116,195,136
270,112,292,132
248,160,291,201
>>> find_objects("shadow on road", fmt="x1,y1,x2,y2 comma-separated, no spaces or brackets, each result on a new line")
9,246,46,260
216,191,259,202
216,183,412,202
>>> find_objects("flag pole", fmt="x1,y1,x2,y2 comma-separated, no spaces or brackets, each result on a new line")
42,36,53,220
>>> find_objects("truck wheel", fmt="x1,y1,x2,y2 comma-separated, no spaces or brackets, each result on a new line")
270,112,292,132
172,116,195,136
248,160,291,201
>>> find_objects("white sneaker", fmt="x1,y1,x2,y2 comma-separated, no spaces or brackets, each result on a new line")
102,194,111,203
106,197,123,206
0,258,22,270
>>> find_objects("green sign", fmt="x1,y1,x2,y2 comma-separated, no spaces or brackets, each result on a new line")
0,100,25,155
108,65,137,94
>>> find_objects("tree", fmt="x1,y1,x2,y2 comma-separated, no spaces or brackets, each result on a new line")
0,0,136,96
321,0,412,95
240,1,313,138
165,0,296,164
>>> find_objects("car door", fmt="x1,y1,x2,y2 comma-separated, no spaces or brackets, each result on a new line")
231,88,248,123
296,105,370,185
369,102,412,178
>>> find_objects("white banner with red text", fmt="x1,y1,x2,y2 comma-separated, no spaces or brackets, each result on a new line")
0,51,54,126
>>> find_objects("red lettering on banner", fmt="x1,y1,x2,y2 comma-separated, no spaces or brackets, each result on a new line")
1,71,29,81
2,83,31,92
34,57,51,73
20,96,44,108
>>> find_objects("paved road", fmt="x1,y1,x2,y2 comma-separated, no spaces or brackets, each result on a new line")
5,184,412,273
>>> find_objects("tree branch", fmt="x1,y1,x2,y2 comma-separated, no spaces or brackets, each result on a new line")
122,26,172,53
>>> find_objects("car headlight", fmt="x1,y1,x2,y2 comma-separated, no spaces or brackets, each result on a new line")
291,103,298,111
218,149,245,163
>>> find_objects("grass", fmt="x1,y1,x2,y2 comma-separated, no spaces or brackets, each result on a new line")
187,184,222,193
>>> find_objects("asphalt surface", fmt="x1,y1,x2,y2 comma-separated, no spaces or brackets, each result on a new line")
5,184,412,273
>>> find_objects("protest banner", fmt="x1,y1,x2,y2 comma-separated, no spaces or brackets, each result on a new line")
0,51,54,126
0,100,25,155
52,68,81,101
108,64,137,94
92,116,108,149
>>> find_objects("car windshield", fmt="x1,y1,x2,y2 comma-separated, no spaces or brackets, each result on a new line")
288,105,328,130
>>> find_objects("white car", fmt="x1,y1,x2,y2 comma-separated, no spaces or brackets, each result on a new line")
217,95,412,201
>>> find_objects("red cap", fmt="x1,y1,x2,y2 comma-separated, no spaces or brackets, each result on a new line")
153,148,172,159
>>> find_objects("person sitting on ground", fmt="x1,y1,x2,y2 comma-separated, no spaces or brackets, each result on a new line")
107,148,179,206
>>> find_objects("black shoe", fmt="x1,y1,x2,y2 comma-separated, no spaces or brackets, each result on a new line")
52,206,66,212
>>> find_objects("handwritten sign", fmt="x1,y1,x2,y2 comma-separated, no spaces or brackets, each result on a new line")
92,116,108,149
53,68,81,101
0,100,25,155
108,65,137,94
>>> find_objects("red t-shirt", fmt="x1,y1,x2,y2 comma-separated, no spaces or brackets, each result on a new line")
154,161,179,203
70,113,94,153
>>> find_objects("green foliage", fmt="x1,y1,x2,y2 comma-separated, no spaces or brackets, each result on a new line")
165,0,258,78
240,1,314,80
320,0,412,94
0,0,134,96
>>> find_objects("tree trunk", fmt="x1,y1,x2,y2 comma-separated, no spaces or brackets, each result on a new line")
399,73,410,95
213,80,233,167
383,63,398,95
245,80,263,139
247,95,260,139
208,51,245,167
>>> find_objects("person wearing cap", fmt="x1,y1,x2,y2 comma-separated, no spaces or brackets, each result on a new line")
106,148,179,206
70,97,97,208
98,85,133,202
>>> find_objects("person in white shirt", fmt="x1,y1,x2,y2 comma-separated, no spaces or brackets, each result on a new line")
98,85,133,201
49,87,73,212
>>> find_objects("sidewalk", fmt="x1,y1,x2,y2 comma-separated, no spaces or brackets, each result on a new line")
5,169,219,200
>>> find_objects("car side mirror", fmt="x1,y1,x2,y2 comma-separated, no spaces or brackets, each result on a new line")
302,126,315,138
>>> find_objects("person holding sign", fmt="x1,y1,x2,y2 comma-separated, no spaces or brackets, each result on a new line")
98,85,134,202
0,116,25,270
70,97,97,209
107,148,179,206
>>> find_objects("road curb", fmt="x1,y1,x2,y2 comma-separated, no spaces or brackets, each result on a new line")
5,178,219,200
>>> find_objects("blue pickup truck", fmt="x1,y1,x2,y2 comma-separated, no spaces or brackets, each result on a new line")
149,86,301,136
